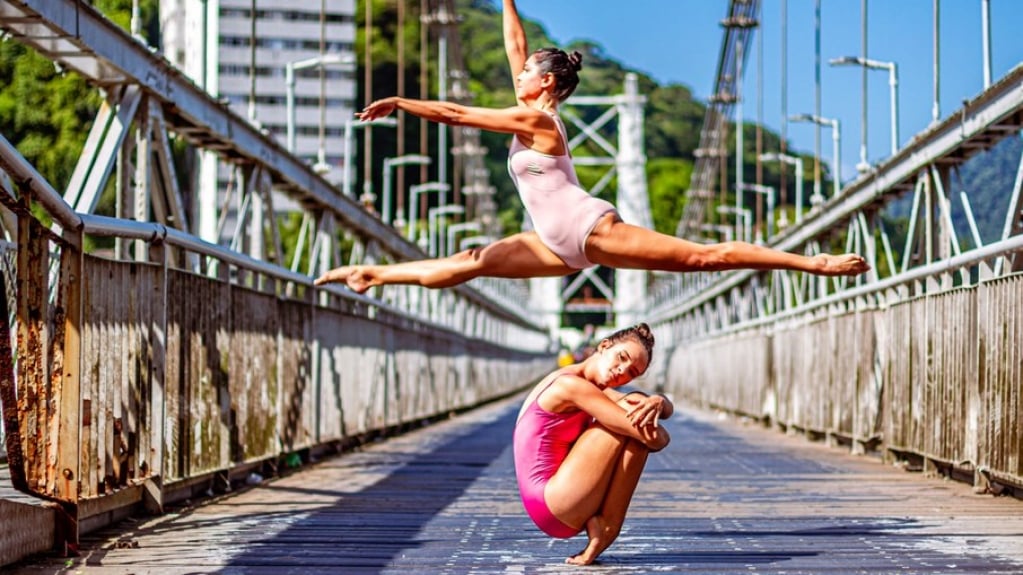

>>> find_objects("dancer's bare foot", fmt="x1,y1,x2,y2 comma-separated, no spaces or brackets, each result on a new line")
565,515,614,566
813,253,870,277
313,266,373,294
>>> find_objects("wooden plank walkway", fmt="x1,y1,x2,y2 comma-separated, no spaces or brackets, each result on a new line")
6,394,1023,574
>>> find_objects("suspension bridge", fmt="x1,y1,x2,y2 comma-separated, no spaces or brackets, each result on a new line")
1,0,1022,572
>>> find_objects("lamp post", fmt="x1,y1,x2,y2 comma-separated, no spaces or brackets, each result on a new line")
427,204,464,256
789,113,840,203
286,53,357,169
759,152,805,225
407,182,450,241
716,205,752,244
829,56,899,159
699,223,735,243
738,182,777,241
447,221,481,255
382,154,431,226
459,235,494,249
343,117,397,199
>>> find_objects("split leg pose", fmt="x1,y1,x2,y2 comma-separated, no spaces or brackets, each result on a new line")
315,217,867,293
315,0,867,292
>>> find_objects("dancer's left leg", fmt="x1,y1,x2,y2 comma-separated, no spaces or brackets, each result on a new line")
584,214,869,276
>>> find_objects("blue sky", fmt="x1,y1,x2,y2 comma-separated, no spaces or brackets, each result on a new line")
511,0,1023,181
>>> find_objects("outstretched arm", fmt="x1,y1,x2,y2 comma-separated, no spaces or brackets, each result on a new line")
503,0,528,100
358,96,553,139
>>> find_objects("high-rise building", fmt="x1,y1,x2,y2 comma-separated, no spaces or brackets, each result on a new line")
161,0,357,241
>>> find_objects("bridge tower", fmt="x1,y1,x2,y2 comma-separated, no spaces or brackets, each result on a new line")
530,73,650,338
612,74,652,329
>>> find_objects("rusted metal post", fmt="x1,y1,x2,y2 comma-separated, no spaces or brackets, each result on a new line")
0,235,25,491
16,208,49,493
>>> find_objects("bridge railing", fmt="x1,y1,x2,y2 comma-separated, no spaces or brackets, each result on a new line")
0,134,554,538
657,235,1023,484
649,65,1023,492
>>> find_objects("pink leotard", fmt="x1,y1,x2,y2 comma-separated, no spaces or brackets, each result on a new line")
512,372,593,538
508,113,618,269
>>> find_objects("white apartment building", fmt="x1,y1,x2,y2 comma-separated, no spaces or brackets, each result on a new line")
161,0,357,240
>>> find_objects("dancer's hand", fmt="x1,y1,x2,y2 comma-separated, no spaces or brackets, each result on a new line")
625,394,664,428
357,97,398,121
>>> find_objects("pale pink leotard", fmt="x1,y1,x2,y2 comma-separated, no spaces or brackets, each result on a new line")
508,113,618,269
513,371,593,538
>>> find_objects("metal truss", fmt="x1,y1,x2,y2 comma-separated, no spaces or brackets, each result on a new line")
0,0,546,336
675,0,760,240
553,74,650,328
649,64,1023,343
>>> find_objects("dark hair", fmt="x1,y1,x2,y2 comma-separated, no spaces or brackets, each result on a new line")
533,48,583,102
604,322,655,363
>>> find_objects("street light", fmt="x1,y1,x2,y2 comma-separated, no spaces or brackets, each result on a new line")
699,223,735,242
382,154,432,226
789,113,840,203
285,53,357,169
462,235,497,248
427,205,464,256
829,56,899,159
343,117,397,199
738,182,777,241
716,205,752,244
447,221,482,255
759,152,805,225
408,182,450,241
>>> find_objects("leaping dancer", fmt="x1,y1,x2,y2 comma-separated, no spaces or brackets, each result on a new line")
315,0,868,293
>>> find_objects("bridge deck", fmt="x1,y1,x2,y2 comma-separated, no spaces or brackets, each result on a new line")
6,395,1023,574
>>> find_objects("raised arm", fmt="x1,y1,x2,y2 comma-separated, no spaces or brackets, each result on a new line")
503,0,528,101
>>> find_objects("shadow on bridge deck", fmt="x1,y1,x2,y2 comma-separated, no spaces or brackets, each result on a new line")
7,395,1023,574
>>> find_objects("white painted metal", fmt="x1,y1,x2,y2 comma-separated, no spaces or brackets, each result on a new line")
613,74,650,329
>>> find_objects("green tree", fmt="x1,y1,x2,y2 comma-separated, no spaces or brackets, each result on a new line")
647,158,693,235
0,0,159,196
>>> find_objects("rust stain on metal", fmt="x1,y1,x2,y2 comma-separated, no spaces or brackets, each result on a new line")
0,247,27,492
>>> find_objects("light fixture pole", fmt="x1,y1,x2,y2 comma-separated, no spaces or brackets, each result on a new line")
789,113,840,202
716,205,752,244
738,182,777,240
699,223,735,242
759,152,804,225
447,221,481,255
381,154,431,226
427,204,464,256
286,53,357,167
407,182,450,241
343,117,397,198
829,56,898,158
459,235,495,249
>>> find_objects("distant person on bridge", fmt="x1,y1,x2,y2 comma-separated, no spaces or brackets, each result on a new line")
514,322,670,565
315,0,869,293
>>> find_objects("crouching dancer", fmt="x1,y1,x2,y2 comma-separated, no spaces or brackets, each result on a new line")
513,323,671,565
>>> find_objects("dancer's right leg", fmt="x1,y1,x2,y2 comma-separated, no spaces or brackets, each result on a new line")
544,422,654,565
566,439,650,566
314,232,576,293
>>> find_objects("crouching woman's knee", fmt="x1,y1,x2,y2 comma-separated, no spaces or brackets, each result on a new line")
646,426,671,453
